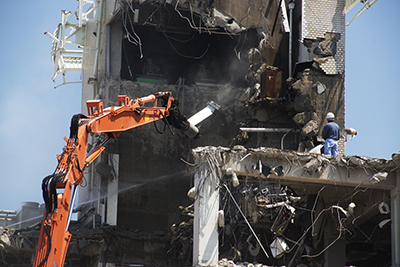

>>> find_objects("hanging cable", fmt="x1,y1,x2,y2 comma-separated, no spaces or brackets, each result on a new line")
37,224,51,267
223,183,270,259
302,207,347,259
122,5,143,58
160,29,210,59
174,0,205,32
153,113,167,134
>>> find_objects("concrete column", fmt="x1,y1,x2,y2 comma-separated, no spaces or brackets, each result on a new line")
324,236,346,267
391,172,400,267
324,218,345,267
193,168,219,267
106,154,118,226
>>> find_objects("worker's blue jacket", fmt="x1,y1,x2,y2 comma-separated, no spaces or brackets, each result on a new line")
322,122,340,141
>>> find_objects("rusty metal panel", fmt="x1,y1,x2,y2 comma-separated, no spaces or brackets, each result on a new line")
261,69,282,98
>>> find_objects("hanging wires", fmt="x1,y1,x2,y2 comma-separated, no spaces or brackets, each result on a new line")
122,2,143,58
160,30,210,59
140,1,211,59
174,0,210,33
223,183,270,259
189,151,220,201
302,205,347,259
142,2,164,27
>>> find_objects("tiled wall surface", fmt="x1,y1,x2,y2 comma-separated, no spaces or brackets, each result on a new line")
302,0,345,75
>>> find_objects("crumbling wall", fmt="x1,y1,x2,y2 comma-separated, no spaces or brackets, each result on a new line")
294,0,346,154
290,68,344,153
183,146,397,267
75,0,350,265
0,227,40,266
214,0,286,68
299,0,345,76
87,78,247,263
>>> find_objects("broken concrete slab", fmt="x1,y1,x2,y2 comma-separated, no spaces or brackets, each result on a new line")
301,120,318,138
292,111,319,125
192,146,397,189
188,145,396,266
212,8,246,33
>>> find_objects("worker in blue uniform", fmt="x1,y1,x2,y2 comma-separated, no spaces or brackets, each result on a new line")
322,112,340,156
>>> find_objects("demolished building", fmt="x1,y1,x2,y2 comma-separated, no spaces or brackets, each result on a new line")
1,0,398,267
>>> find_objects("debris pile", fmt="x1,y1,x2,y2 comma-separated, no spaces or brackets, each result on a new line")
218,258,276,267
3,0,396,266
187,146,396,266
0,227,40,265
169,205,194,265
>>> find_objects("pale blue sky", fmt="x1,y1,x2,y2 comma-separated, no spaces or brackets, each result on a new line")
345,0,400,159
0,0,398,211
0,1,82,211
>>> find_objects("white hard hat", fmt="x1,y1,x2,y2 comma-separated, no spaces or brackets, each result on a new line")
326,112,335,120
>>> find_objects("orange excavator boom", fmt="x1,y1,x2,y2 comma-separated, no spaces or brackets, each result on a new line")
33,92,198,267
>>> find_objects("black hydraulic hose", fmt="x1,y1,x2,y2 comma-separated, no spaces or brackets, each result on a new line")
162,112,175,136
38,113,85,266
42,171,66,216
154,116,167,134
37,224,52,267
49,176,58,212
41,175,52,214
69,113,87,139
38,171,65,267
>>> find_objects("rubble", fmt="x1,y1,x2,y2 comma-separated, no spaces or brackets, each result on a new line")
212,8,246,33
292,112,319,125
218,258,274,267
188,146,396,266
5,0,396,266
301,120,318,138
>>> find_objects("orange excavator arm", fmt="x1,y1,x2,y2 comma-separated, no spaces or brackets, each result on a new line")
33,92,198,267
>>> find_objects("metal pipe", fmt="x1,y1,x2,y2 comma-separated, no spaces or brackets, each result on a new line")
138,94,156,104
0,210,16,214
288,1,295,78
66,185,77,231
61,11,67,50
240,128,293,132
188,101,220,126
281,129,293,149
224,184,270,259
62,49,84,54
92,0,104,79
54,81,82,89
44,32,61,44
391,180,400,266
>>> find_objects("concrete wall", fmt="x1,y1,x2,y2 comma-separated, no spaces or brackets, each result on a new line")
75,0,350,265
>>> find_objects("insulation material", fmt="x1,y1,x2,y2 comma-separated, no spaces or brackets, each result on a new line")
213,8,246,33
270,204,295,235
280,0,290,33
270,237,289,258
